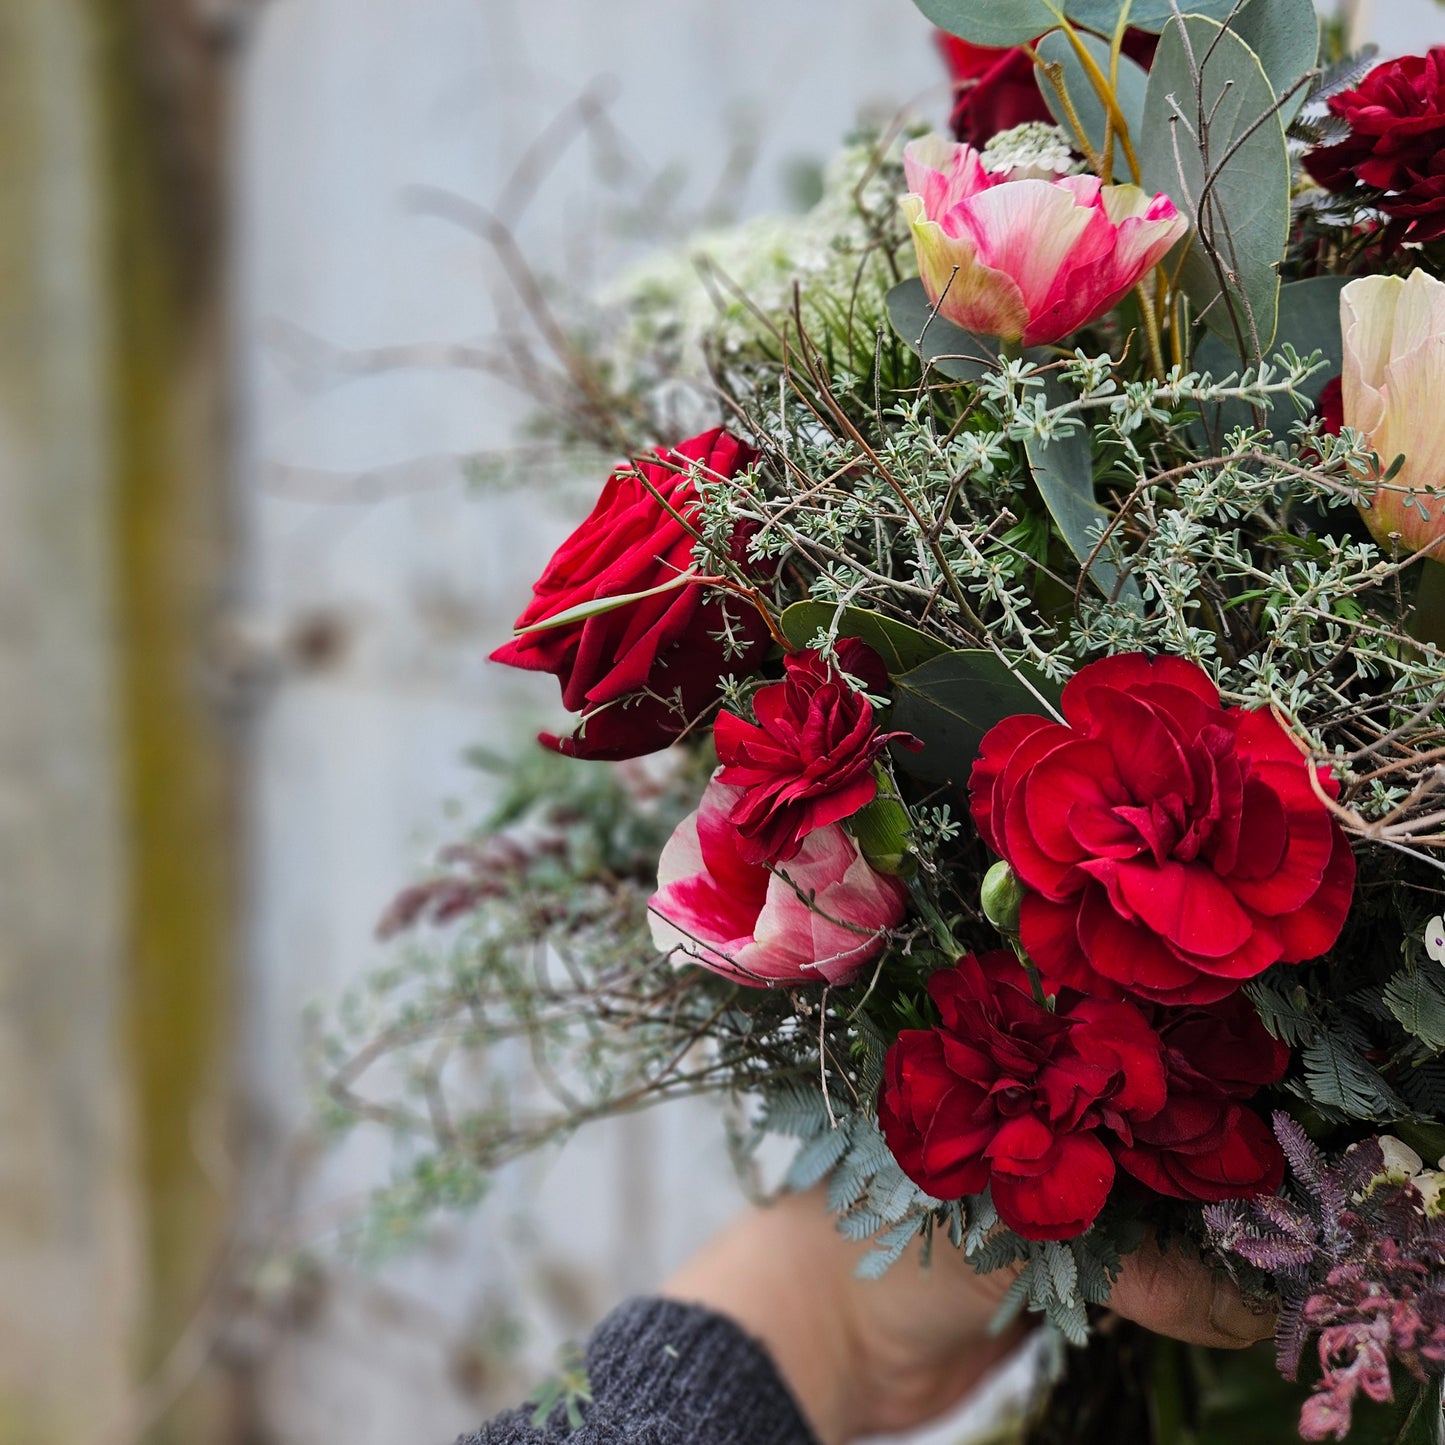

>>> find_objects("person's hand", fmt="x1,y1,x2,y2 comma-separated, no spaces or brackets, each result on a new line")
661,1188,1273,1445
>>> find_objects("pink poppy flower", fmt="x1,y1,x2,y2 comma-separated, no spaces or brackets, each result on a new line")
649,777,908,986
901,134,1187,347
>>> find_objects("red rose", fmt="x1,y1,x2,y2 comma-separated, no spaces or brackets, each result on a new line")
877,952,1167,1240
936,29,1159,149
714,639,903,864
1318,375,1344,437
1113,994,1288,1202
1305,49,1445,247
936,33,1052,149
970,654,1356,1007
490,429,771,760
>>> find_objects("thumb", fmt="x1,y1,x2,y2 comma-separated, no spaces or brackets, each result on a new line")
1107,1236,1275,1349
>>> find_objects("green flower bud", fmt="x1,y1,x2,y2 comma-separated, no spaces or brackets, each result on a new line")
981,860,1024,935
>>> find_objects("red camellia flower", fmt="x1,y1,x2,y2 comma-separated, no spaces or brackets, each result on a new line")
1113,994,1288,1203
1305,48,1445,247
490,429,771,761
937,29,1160,149
877,951,1167,1240
714,639,906,864
970,654,1356,1007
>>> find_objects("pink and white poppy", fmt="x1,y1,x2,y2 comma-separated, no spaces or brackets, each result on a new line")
901,134,1187,348
648,776,908,987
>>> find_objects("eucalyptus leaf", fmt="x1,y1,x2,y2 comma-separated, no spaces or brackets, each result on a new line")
1194,274,1348,444
1231,0,1320,128
886,278,1001,384
909,0,1060,49
912,0,1243,47
1065,0,1244,30
1036,28,1148,180
1026,369,1142,606
1412,560,1445,656
780,601,950,676
1140,16,1290,356
889,650,1060,786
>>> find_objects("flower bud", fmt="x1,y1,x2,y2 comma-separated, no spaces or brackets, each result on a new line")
1416,1169,1445,1217
1379,1134,1425,1183
981,859,1025,934
1339,271,1445,558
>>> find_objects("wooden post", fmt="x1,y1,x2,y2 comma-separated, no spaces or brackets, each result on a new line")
93,2,238,1443
0,1,238,1441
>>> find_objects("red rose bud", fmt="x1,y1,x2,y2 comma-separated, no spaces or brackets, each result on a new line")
714,638,906,864
1305,48,1445,248
1112,994,1289,1203
936,28,1159,150
936,33,1052,149
491,428,771,760
969,654,1356,1007
877,952,1167,1240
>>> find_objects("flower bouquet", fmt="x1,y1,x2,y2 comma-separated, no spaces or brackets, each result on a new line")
322,2,1445,1440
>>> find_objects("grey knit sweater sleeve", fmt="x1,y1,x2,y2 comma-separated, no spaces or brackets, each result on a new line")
456,1297,821,1445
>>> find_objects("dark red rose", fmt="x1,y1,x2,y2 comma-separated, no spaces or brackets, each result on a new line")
937,33,1052,148
1305,49,1445,247
714,639,906,864
490,429,771,761
1113,994,1288,1202
878,952,1167,1240
970,654,1356,1007
1318,375,1344,437
937,29,1159,149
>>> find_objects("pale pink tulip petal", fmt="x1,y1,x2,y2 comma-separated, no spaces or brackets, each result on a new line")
902,195,1031,342
649,775,907,987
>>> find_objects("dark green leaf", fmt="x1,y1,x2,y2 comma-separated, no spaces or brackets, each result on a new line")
1392,1120,1445,1167
1194,274,1349,442
779,600,950,676
1385,966,1445,1052
1302,1030,1401,1119
1025,369,1142,606
1412,560,1445,655
1140,17,1290,355
885,277,1001,384
889,650,1061,786
1036,29,1148,181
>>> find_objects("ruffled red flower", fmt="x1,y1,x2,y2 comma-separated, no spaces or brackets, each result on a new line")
490,429,771,760
1305,48,1445,247
878,951,1167,1240
714,639,904,864
1113,994,1288,1202
969,654,1356,1007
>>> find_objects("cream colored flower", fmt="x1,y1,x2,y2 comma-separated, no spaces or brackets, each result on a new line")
1340,270,1445,556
